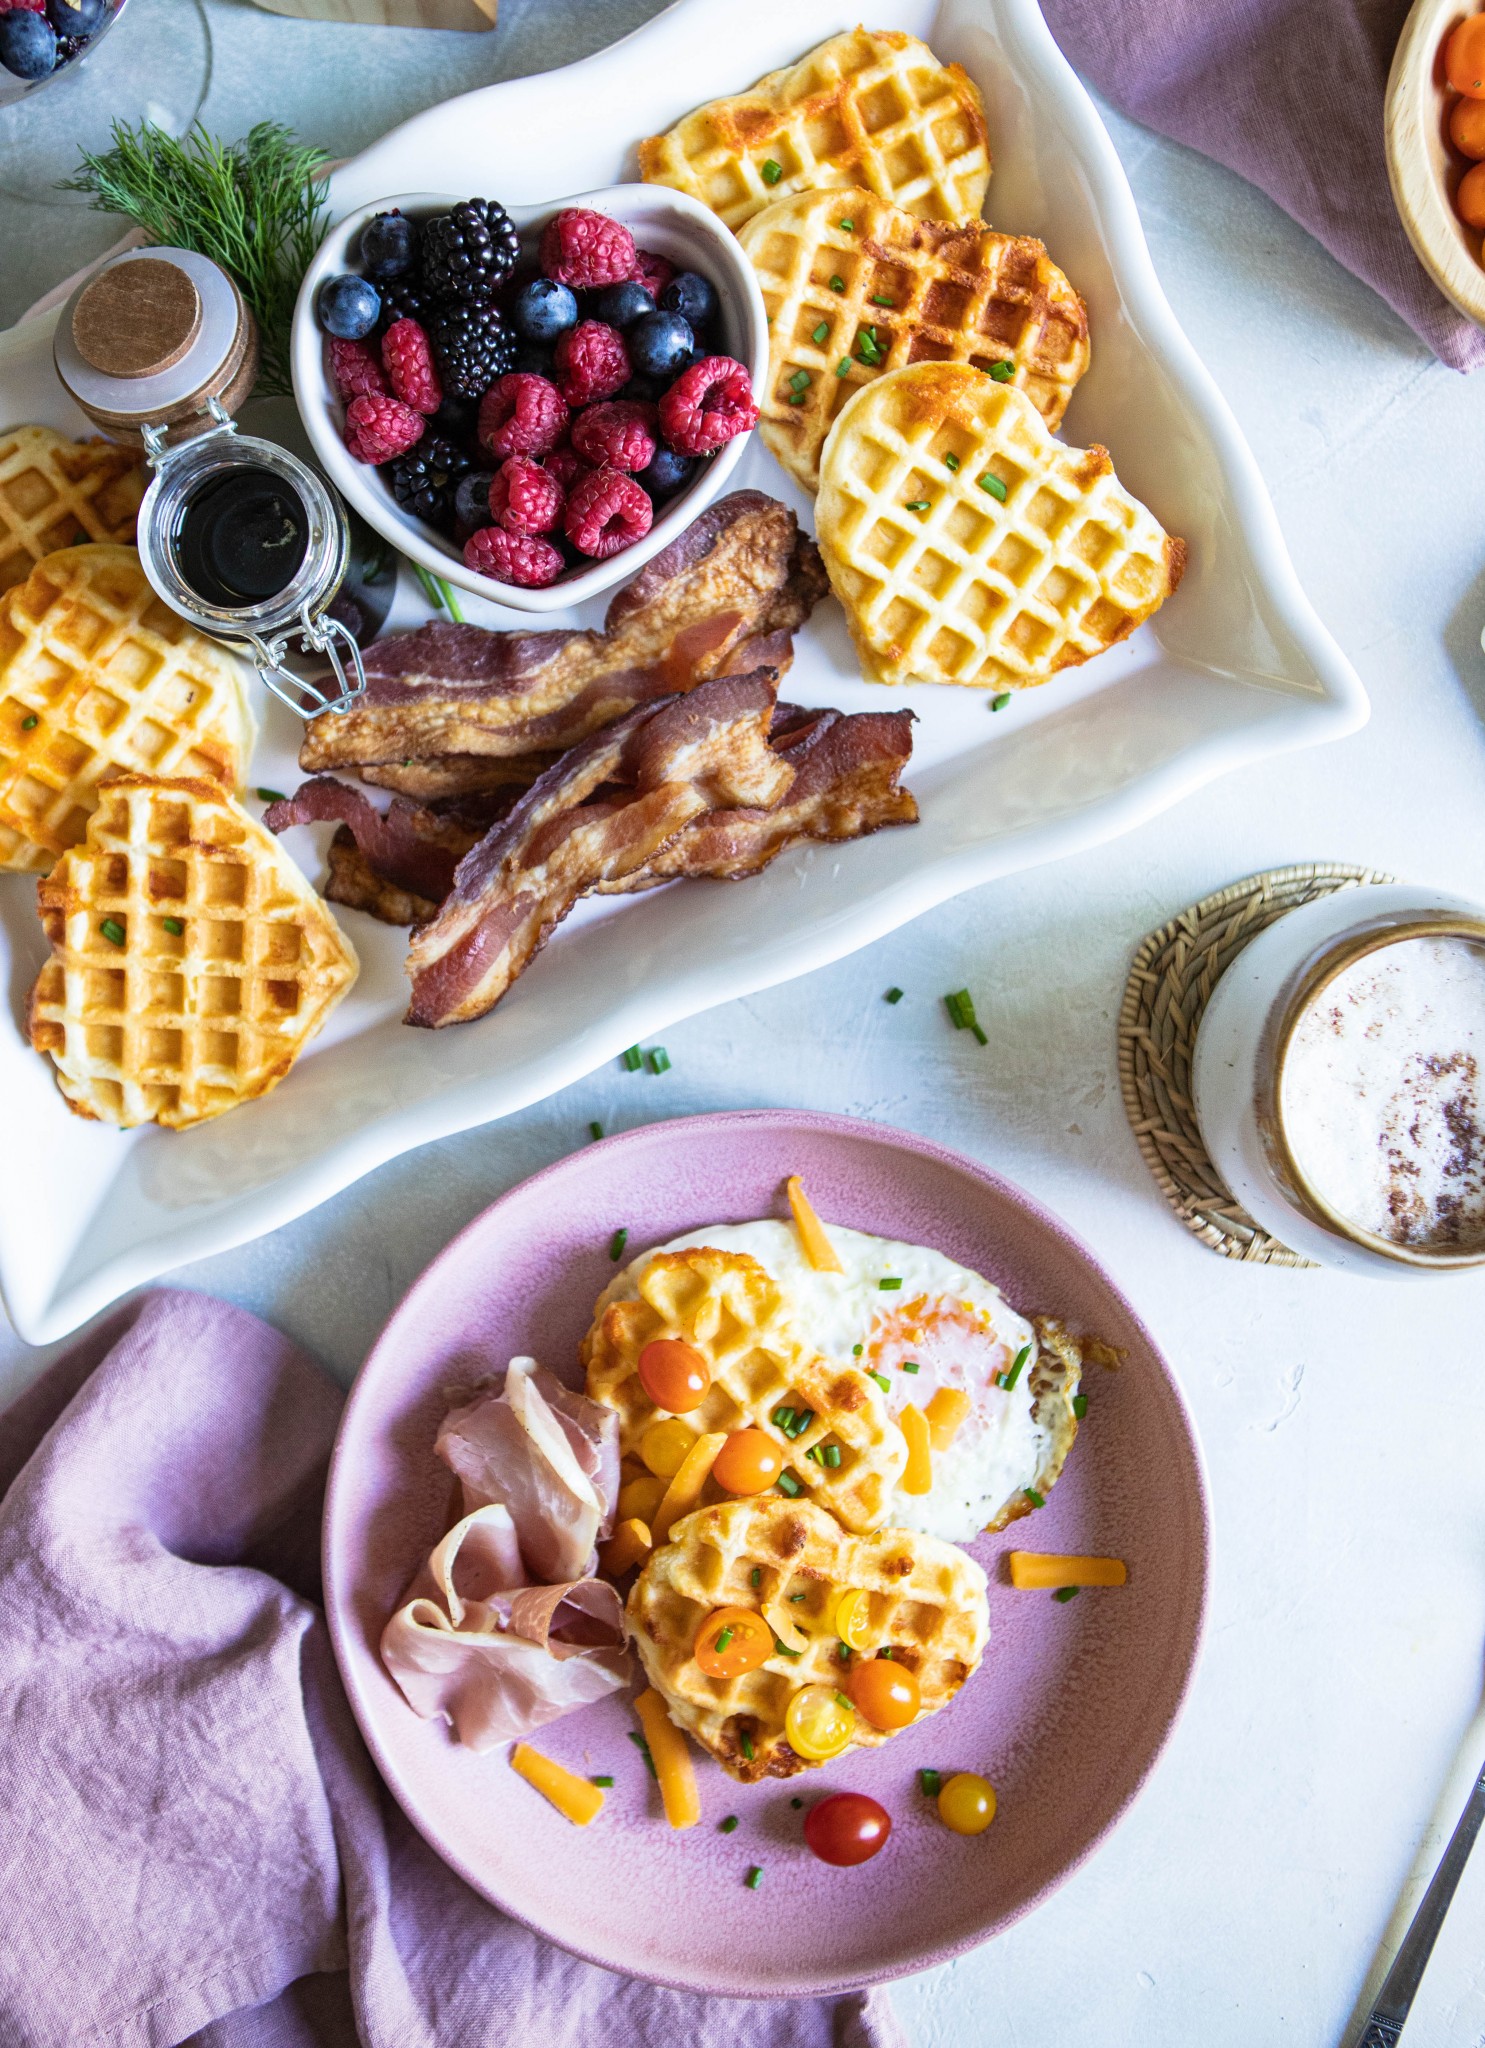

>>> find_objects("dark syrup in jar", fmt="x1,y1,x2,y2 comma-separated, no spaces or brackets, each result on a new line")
173,468,309,608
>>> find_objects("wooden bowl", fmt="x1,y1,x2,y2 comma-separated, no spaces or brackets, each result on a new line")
1385,0,1485,326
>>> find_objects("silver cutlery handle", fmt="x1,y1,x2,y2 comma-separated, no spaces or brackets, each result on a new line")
1350,1763,1485,2047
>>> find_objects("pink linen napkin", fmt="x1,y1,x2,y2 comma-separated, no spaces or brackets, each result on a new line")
1041,0,1485,371
0,1290,903,2048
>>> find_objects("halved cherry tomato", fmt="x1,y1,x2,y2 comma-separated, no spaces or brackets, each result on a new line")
640,1416,696,1478
1451,92,1485,158
711,1427,784,1495
938,1771,997,1836
1448,15,1485,97
638,1338,710,1413
832,1588,873,1651
1459,159,1485,227
804,1791,892,1866
784,1682,855,1760
847,1655,921,1730
694,1605,772,1678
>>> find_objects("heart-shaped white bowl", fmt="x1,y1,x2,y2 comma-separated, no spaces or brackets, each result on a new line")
292,184,769,615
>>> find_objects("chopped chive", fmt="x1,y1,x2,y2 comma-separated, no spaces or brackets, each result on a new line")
621,1045,642,1071
750,1567,762,1588
839,218,854,231
822,1443,841,1468
1072,1393,1088,1419
720,1814,740,1832
436,575,465,624
879,1277,902,1291
789,1408,814,1438
715,1626,735,1653
255,787,287,804
774,1637,802,1656
787,393,807,405
789,1591,806,1601
1054,1585,1081,1603
837,1641,851,1660
772,1406,796,1432
836,357,853,377
852,1344,863,1356
804,1446,821,1463
945,989,988,1045
1001,1344,1030,1392
920,1767,942,1797
162,917,184,936
762,158,783,184
878,1646,893,1658
745,1865,764,1890
591,1774,615,1787
627,1731,658,1778
740,1731,755,1761
871,293,894,306
609,1227,628,1262
790,369,811,391
812,320,830,343
901,1360,920,1374
588,1120,603,1141
791,1796,803,1809
411,560,445,613
904,499,930,513
648,1047,671,1074
944,452,960,471
834,1690,853,1711
829,274,846,292
1024,1487,1045,1509
989,358,1015,382
100,917,126,947
20,714,38,730
978,472,1008,502
868,1370,891,1394
885,986,903,1003
776,1471,803,1498
991,691,1012,711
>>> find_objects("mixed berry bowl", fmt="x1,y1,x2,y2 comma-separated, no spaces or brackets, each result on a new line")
292,185,769,616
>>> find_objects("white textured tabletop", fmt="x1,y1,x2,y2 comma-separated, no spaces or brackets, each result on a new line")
5,5,1485,2045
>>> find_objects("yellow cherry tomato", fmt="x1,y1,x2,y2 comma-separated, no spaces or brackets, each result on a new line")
694,1606,773,1679
1451,93,1485,158
1459,159,1485,228
711,1427,784,1495
847,1655,921,1731
832,1587,873,1651
938,1771,997,1835
617,1473,666,1525
1448,15,1485,97
640,1416,696,1479
785,1683,856,1761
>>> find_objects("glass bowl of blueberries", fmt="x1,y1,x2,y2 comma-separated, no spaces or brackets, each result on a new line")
291,184,769,615
0,0,127,100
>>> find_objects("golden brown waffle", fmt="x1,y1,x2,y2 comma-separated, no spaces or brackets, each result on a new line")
28,774,358,1129
628,1496,989,1782
738,187,1089,491
584,1247,907,1533
816,365,1187,690
637,29,990,232
0,545,253,874
0,426,147,596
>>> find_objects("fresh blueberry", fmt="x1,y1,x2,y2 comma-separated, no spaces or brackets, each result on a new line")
618,374,665,404
660,271,717,331
638,447,698,499
360,210,417,282
430,394,478,448
594,280,656,331
512,277,579,344
453,471,497,541
0,9,56,76
317,273,381,341
629,309,694,380
46,0,104,34
512,343,555,379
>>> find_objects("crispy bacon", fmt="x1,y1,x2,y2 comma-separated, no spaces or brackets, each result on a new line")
264,778,471,905
298,492,825,774
404,670,789,1027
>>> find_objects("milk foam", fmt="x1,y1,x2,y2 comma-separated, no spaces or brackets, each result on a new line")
1280,935,1485,1249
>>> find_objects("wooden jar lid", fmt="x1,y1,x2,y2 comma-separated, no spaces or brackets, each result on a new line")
71,258,203,379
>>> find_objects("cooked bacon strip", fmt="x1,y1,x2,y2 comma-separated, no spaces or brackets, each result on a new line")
360,753,557,802
264,777,473,905
299,492,825,773
404,669,789,1027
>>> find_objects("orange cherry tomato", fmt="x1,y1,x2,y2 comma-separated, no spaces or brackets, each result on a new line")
711,1427,785,1495
847,1655,921,1731
1451,93,1485,158
694,1605,773,1678
1448,16,1485,97
1459,160,1485,228
637,1338,711,1413
804,1791,892,1866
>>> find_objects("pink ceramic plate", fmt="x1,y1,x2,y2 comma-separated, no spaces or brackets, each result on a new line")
323,1113,1209,1996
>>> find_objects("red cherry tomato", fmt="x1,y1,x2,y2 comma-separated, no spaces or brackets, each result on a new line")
711,1427,785,1495
847,1656,921,1731
637,1337,710,1413
804,1791,892,1867
1448,15,1485,97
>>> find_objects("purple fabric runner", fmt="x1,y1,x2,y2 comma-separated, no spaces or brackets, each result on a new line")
0,1290,902,2048
1041,0,1485,370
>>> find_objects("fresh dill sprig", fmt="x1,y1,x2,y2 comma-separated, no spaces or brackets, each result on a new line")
62,121,331,399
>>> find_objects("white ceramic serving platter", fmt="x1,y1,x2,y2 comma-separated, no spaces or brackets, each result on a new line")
0,0,1366,1344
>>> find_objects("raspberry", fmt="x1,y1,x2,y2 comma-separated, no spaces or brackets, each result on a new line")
564,465,653,561
478,373,568,459
489,456,564,536
328,336,389,402
659,355,759,457
344,393,425,465
539,208,636,290
0,1,48,14
571,400,659,474
465,524,565,589
381,318,443,415
553,321,630,407
632,249,676,302
542,446,589,495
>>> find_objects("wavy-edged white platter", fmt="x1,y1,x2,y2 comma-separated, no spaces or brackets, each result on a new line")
0,0,1366,1343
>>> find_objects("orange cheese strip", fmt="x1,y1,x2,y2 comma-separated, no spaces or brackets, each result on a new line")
900,1404,933,1494
510,1742,605,1825
599,1516,652,1577
1008,1553,1128,1590
786,1175,844,1273
635,1687,701,1829
924,1386,972,1450
650,1430,727,1544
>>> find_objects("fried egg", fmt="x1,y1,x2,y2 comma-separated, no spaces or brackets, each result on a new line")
615,1219,1079,1543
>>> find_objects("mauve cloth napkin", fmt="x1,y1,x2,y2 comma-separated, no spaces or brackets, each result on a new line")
0,1290,902,2048
1041,0,1485,371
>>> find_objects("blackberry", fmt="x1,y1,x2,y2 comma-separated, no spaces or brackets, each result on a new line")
377,279,432,333
389,436,471,534
420,199,521,305
428,299,517,402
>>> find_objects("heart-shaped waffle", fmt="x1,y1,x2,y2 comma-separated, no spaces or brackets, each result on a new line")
0,428,148,598
628,1495,989,1782
583,1246,907,1533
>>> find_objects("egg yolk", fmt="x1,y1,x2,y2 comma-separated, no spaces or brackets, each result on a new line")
638,1338,710,1412
847,1655,920,1730
864,1293,1014,1414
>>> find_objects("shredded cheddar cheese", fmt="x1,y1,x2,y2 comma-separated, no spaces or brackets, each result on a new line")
900,1403,933,1493
651,1430,727,1544
1008,1553,1128,1590
924,1386,972,1449
599,1516,652,1577
635,1688,701,1828
510,1742,605,1825
786,1175,844,1273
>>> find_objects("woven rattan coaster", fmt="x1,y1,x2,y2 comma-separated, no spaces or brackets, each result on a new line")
1118,862,1396,1265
